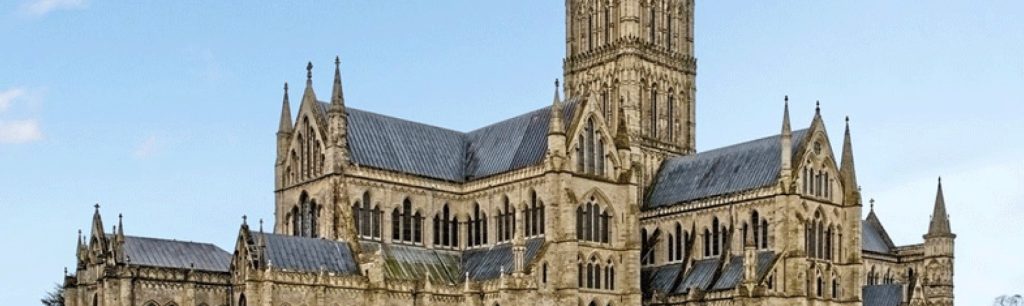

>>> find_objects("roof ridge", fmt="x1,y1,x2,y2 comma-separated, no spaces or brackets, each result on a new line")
688,128,810,157
338,102,552,136
121,234,224,249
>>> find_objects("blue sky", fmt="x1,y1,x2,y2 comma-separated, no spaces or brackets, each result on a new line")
1,0,1021,304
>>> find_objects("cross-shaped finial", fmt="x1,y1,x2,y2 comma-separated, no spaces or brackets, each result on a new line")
335,56,340,66
815,100,821,112
869,198,875,210
242,214,248,225
306,62,313,80
555,79,559,89
94,203,100,210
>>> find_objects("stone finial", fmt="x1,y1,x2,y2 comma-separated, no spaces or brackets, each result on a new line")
259,218,264,233
306,61,313,81
815,100,821,113
242,214,248,226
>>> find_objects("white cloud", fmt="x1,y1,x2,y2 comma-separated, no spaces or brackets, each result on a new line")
0,88,26,112
133,135,159,159
19,0,87,16
0,119,43,144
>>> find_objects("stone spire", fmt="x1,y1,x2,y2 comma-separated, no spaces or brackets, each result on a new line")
927,178,953,237
840,117,860,206
779,96,793,192
278,82,293,134
90,203,107,250
330,56,346,109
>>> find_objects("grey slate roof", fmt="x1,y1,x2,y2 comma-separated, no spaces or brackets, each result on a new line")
862,212,896,254
120,235,231,272
642,251,777,296
641,263,683,295
862,284,904,306
462,238,545,281
337,100,578,182
645,130,808,210
360,238,545,284
260,233,359,274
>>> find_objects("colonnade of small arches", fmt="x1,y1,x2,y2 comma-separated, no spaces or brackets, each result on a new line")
345,189,614,249
641,210,772,265
577,253,616,291
805,210,841,262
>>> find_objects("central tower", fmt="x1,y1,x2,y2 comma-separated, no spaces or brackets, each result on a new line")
563,0,696,190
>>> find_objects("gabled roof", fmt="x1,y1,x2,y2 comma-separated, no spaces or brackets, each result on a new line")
258,233,359,274
338,100,578,182
862,284,904,306
645,130,808,210
117,235,231,272
862,210,896,254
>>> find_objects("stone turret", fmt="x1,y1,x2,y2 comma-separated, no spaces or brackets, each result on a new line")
923,178,955,305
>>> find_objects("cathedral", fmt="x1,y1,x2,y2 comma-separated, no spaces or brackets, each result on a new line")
62,1,955,306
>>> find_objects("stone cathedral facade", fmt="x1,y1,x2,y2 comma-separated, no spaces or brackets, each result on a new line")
62,1,955,306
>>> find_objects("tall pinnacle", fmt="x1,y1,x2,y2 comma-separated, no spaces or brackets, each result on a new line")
331,56,345,107
780,96,793,191
927,177,953,236
781,96,791,135
549,79,564,135
278,82,293,133
840,116,859,205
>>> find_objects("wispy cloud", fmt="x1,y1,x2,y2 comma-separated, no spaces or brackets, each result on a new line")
19,0,87,17
133,135,159,159
0,88,26,112
0,119,43,144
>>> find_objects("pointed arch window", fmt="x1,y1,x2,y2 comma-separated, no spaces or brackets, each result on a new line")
577,118,606,176
434,204,459,248
294,192,318,237
667,92,675,141
751,210,769,250
468,203,488,247
712,217,721,256
390,198,421,244
649,4,657,43
525,191,545,237
353,192,382,240
650,86,659,138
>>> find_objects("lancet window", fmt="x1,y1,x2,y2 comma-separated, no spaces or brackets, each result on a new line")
576,118,607,176
352,191,382,239
524,190,545,237
290,192,320,238
467,203,488,248
433,203,459,248
576,196,610,243
391,198,422,244
496,196,516,243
